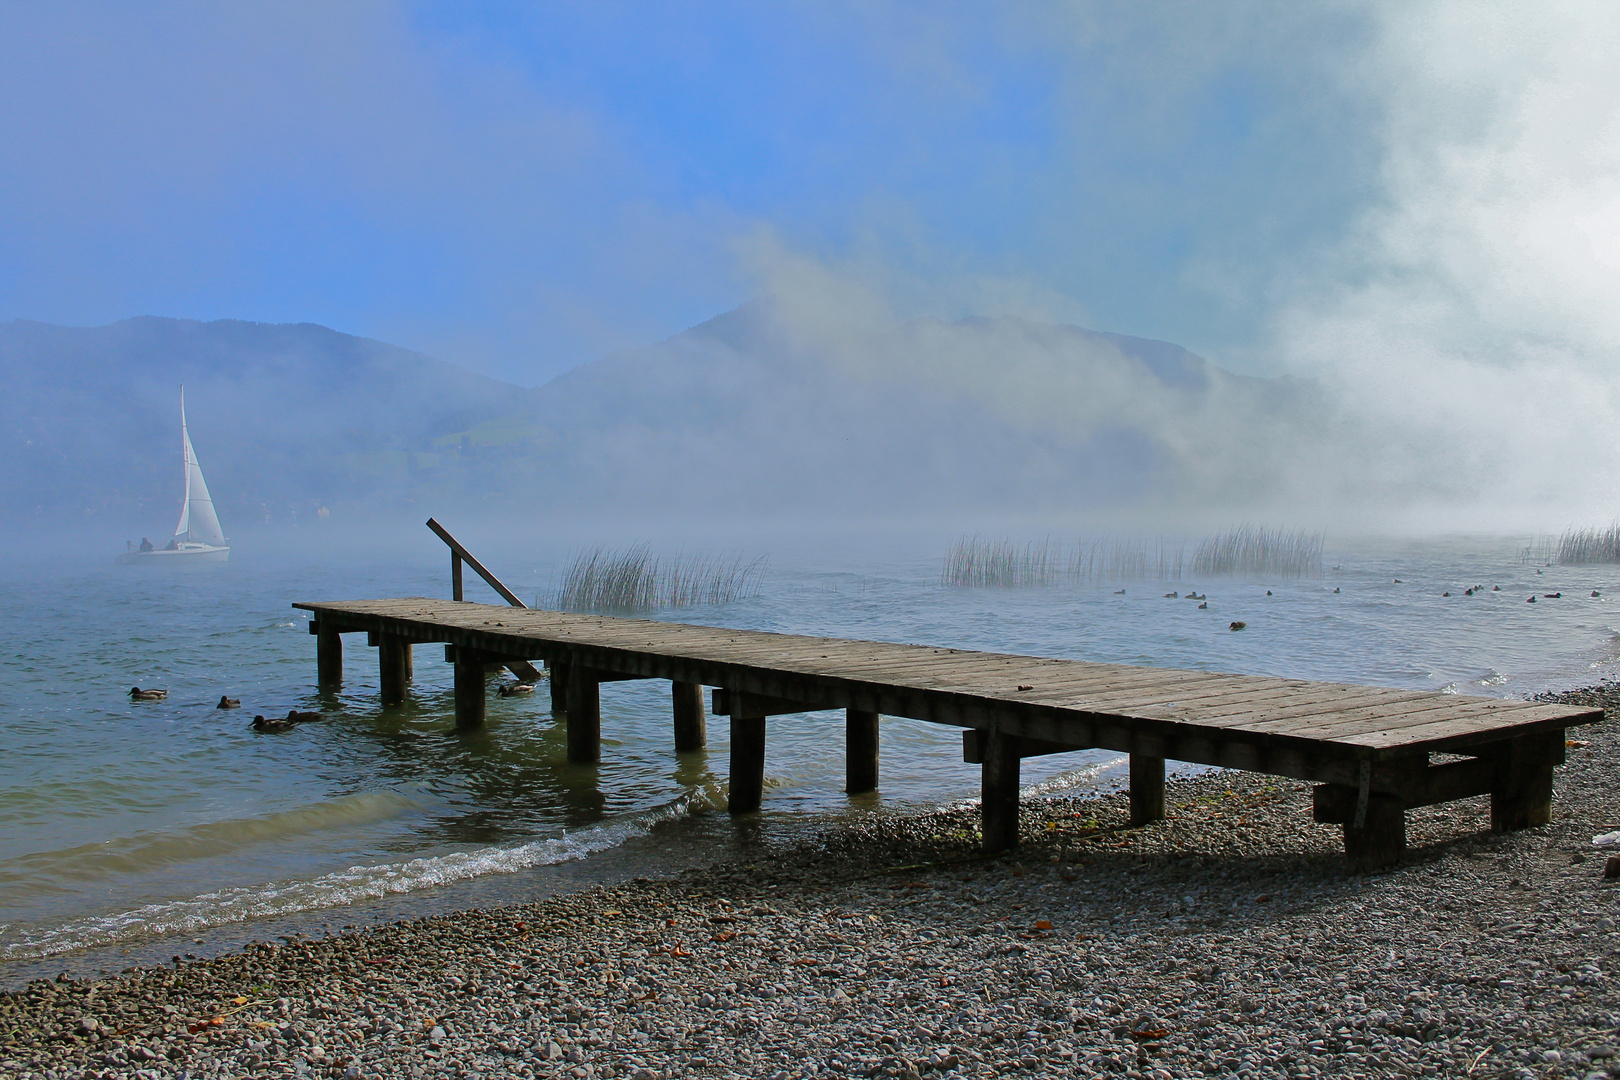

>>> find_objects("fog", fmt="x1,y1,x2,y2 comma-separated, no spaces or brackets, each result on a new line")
4,3,1620,545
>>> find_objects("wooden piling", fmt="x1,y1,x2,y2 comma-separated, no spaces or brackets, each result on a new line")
845,709,880,794
453,650,486,731
566,669,601,764
549,663,570,718
1342,793,1405,873
378,633,410,705
316,623,343,687
1490,733,1558,831
672,680,707,752
980,729,1021,853
1129,753,1166,827
729,711,767,815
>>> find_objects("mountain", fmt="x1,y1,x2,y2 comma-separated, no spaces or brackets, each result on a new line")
0,317,522,523
0,306,1322,528
510,301,1321,514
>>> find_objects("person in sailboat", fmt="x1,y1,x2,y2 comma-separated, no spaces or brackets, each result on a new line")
139,537,153,552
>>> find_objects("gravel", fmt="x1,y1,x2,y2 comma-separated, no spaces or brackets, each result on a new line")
5,684,1620,1080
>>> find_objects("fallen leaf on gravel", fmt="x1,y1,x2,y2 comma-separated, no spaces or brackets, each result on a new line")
603,911,621,917
1033,919,1053,931
713,931,737,943
188,1018,225,1034
1129,1028,1169,1040
230,997,247,1006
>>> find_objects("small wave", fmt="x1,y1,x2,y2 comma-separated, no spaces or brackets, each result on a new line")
0,795,698,962
0,791,422,889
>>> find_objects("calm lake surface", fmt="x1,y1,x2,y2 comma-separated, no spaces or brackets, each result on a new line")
2,529,1615,984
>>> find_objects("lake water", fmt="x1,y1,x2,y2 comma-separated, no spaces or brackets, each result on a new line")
2,529,1616,985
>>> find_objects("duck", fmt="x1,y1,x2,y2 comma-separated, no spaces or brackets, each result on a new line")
1198,602,1208,609
1464,587,1473,596
1113,589,1126,595
1593,590,1602,598
1332,587,1340,594
1442,592,1450,597
285,709,321,723
251,715,299,733
1164,592,1179,599
216,696,240,709
1527,596,1536,603
1543,593,1562,599
129,687,167,701
1493,585,1501,591
497,683,537,697
1229,621,1247,631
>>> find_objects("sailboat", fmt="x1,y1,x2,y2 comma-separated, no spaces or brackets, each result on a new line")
120,388,230,563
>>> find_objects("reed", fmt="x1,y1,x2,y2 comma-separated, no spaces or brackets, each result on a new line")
943,536,1186,586
944,526,1323,587
1190,525,1323,578
554,545,768,612
1557,522,1620,565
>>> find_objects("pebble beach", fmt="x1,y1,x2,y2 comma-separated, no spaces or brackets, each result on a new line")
5,685,1620,1080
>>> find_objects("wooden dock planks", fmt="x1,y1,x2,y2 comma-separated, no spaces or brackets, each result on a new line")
297,597,1603,871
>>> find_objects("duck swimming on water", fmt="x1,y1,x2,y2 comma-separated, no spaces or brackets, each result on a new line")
497,683,537,696
251,715,299,733
130,687,167,701
285,709,321,723
216,696,240,709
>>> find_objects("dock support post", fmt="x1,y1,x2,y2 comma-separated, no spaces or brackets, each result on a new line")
1129,753,1166,827
1490,733,1559,831
981,729,1021,853
672,681,707,752
378,634,410,705
728,694,767,815
566,669,601,764
1343,793,1405,873
549,663,571,718
845,709,880,794
316,623,343,687
453,650,486,731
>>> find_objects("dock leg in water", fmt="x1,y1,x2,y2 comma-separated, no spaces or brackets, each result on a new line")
845,709,880,794
981,729,1022,853
567,669,601,764
453,650,486,731
672,680,707,752
549,663,570,719
1490,733,1559,831
1129,753,1166,827
316,623,343,687
728,695,767,815
378,633,410,705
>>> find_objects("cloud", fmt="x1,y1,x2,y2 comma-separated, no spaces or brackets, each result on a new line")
1269,0,1620,527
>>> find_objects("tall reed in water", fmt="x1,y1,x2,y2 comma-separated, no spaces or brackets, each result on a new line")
943,536,1186,586
554,545,768,612
944,527,1322,586
1189,526,1323,578
1558,522,1620,564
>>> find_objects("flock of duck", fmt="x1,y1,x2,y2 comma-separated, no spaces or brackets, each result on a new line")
127,686,324,733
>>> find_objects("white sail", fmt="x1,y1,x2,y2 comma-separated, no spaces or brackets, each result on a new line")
174,388,226,547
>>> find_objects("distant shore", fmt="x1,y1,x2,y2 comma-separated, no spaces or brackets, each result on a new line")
5,686,1619,1080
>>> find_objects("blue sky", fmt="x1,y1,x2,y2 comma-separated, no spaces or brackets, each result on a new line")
0,2,1385,385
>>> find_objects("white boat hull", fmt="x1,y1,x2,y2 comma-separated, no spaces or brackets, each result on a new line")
119,544,230,564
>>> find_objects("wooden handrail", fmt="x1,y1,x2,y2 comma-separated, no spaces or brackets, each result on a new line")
426,518,526,608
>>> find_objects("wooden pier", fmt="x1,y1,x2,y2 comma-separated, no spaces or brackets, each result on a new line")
296,597,1602,871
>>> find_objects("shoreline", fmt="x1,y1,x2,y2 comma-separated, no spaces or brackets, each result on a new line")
4,688,1618,1079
